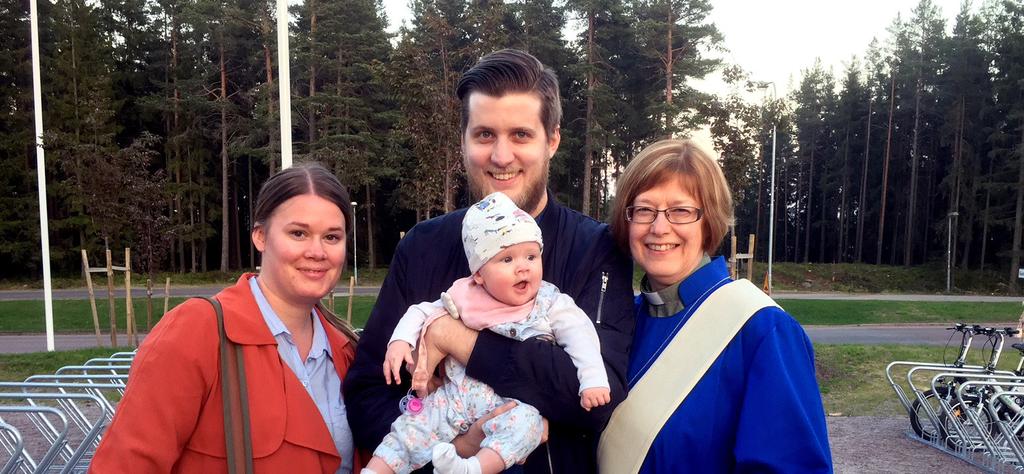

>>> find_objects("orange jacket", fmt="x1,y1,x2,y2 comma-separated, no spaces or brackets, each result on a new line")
90,274,361,473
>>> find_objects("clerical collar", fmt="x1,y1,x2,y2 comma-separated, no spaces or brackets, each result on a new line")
640,254,712,318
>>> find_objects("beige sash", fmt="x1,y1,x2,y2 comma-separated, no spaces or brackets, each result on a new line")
597,279,779,474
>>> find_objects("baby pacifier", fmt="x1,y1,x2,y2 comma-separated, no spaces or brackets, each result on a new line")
399,389,424,415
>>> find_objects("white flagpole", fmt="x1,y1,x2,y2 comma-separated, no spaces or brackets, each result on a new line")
276,0,293,169
29,0,55,351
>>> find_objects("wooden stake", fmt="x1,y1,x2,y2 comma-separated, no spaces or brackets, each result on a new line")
146,278,154,331
125,248,137,348
82,249,102,346
747,234,756,281
105,249,117,347
346,275,355,324
163,277,171,318
730,234,738,280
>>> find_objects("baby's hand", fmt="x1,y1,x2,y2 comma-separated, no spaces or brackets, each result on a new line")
383,341,414,385
580,387,611,411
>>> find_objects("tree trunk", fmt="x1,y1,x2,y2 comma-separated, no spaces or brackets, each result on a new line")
877,74,895,264
783,159,790,261
264,43,277,173
980,150,993,271
839,128,850,262
795,160,803,263
804,141,814,263
176,166,184,273
581,10,595,216
249,157,255,269
366,184,376,269
953,98,965,268
199,163,207,273
172,17,184,273
755,162,763,255
904,74,922,266
922,158,934,261
308,0,318,148
856,98,871,262
232,159,241,269
663,5,673,133
1010,129,1024,293
440,41,456,213
819,164,826,263
189,163,197,273
219,37,230,273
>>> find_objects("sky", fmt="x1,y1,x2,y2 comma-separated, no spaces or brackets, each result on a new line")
379,0,973,97
378,0,974,153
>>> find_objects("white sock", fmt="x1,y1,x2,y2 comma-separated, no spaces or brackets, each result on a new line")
431,442,481,474
360,469,379,474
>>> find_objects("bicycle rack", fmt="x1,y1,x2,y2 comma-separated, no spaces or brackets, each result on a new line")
0,350,136,474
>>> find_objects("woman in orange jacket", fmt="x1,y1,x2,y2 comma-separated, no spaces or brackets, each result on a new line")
91,163,362,473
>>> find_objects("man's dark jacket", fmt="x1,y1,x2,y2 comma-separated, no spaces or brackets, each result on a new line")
344,195,635,473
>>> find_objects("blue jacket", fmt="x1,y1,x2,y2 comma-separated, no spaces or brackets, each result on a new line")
628,257,832,473
344,196,636,473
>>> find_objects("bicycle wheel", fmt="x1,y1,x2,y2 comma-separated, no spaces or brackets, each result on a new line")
942,394,997,451
910,388,948,441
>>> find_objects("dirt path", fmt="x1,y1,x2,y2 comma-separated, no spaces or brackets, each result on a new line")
829,416,982,473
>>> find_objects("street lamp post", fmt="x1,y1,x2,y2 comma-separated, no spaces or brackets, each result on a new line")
946,211,959,293
768,119,777,295
351,201,358,286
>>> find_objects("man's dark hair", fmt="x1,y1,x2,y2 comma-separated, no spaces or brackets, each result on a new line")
456,49,562,138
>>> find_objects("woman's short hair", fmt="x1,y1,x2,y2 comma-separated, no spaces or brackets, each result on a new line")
610,139,734,254
253,162,353,236
456,48,561,139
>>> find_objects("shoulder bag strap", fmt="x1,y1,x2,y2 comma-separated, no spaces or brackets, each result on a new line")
314,302,361,343
196,296,254,474
597,279,779,474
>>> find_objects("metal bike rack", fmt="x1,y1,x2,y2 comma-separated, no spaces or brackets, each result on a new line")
0,350,135,474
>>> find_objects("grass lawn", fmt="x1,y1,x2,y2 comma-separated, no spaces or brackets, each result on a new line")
630,260,1015,295
0,346,136,382
0,266,390,290
815,343,1023,418
0,296,377,333
778,299,1021,325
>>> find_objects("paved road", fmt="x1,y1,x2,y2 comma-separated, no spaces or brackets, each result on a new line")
0,286,381,301
0,334,141,354
775,292,1021,303
2,286,1021,302
802,324,1012,346
4,324,1014,354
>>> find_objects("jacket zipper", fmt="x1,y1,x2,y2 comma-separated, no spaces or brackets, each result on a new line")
596,272,608,325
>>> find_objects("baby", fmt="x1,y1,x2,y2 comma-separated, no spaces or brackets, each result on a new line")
362,192,611,474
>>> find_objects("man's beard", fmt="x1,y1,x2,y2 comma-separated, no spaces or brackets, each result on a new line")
467,161,549,215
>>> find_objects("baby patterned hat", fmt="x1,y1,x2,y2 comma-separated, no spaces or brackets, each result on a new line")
462,192,544,274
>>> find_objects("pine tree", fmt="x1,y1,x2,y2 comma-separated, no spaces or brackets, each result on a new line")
0,0,42,275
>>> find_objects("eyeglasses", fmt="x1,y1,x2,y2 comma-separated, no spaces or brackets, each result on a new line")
625,206,704,225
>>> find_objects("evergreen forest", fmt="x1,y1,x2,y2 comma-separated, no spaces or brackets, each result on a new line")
2,0,1024,292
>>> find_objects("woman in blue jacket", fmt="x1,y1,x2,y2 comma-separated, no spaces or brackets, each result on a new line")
601,139,832,473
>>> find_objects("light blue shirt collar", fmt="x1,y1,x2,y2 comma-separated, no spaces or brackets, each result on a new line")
249,277,330,361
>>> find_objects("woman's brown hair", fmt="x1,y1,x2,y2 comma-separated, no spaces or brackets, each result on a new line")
252,162,353,237
610,139,734,254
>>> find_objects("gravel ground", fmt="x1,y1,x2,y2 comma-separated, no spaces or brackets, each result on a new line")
0,412,1001,472
829,416,983,473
